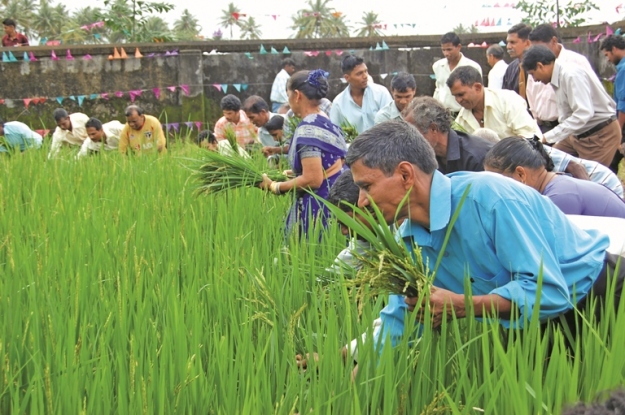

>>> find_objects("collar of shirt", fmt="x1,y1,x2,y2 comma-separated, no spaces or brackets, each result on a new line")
617,59,625,71
446,130,462,163
398,170,451,249
550,61,562,88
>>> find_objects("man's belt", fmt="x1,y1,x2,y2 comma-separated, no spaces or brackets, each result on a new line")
575,116,617,139
539,119,559,128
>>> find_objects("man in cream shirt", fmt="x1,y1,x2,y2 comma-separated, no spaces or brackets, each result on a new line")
448,66,541,139
76,117,124,158
48,108,89,158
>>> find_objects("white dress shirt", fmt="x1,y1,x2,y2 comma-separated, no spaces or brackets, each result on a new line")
48,112,90,158
330,83,392,134
270,69,290,104
433,53,483,112
76,120,124,158
543,60,617,144
487,59,508,90
455,88,541,139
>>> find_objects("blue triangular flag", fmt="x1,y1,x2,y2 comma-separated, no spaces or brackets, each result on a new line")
616,28,622,35
8,51,17,62
392,71,398,75
56,96,64,104
89,93,99,100
429,74,436,79
94,33,101,39
270,46,279,54
233,84,241,92
375,42,382,50
499,40,506,46
77,95,85,106
245,52,254,59
69,96,76,101
23,52,30,62
282,46,291,54
369,46,373,50
381,41,389,50
259,44,267,54
2,52,8,62
496,18,502,25
221,84,228,93
242,84,249,91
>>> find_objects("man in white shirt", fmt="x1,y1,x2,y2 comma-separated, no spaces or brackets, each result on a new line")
242,95,284,147
270,58,296,113
526,24,595,134
486,44,508,90
448,66,541,139
48,108,89,159
374,72,416,125
330,54,392,134
433,32,483,113
523,45,620,167
76,117,124,158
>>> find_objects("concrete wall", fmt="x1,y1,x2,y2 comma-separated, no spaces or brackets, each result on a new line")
0,23,614,133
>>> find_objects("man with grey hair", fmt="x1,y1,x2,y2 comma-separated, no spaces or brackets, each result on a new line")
402,96,493,173
486,45,508,90
346,120,623,352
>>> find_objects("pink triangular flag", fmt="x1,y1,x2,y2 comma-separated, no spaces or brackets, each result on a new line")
272,14,277,20
32,98,40,105
51,50,59,60
587,32,592,43
171,123,180,132
325,50,332,56
481,41,488,48
491,18,496,26
572,36,581,43
66,49,74,60
167,86,177,92
180,84,189,96
607,26,614,36
101,93,109,100
114,91,124,98
592,33,604,43
304,51,314,57
195,121,203,130
29,51,37,61
184,121,193,129
23,98,31,108
129,90,142,102
152,88,161,99
335,50,344,56
311,51,320,57
212,84,222,92
83,54,92,60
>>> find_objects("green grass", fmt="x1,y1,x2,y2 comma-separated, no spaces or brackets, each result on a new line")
0,142,624,414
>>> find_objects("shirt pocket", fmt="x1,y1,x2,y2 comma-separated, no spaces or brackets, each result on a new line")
467,268,512,295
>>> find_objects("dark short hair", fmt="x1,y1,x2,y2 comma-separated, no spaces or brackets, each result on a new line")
242,95,270,114
220,94,241,111
391,72,416,92
198,130,217,145
287,69,329,101
346,120,437,176
529,23,559,43
85,117,103,130
2,18,16,27
441,32,461,46
264,115,284,132
53,108,69,122
282,58,295,67
341,54,365,74
403,96,451,134
601,35,625,52
486,44,505,60
508,23,532,39
328,170,360,210
125,105,144,117
522,45,556,72
484,136,554,173
446,66,483,89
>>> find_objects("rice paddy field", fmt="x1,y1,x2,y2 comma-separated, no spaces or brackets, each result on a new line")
1,142,625,414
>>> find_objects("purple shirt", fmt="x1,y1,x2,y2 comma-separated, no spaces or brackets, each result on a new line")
543,175,625,218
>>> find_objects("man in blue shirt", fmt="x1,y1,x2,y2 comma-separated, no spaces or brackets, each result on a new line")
600,35,625,173
330,54,392,134
0,117,43,153
346,120,624,351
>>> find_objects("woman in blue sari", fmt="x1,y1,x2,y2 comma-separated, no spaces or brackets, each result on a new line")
261,69,348,238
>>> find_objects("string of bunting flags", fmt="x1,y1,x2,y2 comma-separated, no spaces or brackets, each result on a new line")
1,47,179,63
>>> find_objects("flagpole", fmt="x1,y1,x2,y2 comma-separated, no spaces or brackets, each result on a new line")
556,0,560,28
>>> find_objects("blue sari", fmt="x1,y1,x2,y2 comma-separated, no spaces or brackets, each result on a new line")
286,114,348,238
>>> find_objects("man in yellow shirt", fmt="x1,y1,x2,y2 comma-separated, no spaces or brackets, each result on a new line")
119,105,166,154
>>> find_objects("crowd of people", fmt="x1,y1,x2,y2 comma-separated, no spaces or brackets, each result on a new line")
2,21,625,368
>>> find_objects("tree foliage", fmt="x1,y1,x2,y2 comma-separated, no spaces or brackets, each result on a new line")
290,0,350,39
515,0,599,27
354,11,383,38
452,23,479,34
174,9,201,41
98,0,174,42
239,17,262,40
219,2,242,39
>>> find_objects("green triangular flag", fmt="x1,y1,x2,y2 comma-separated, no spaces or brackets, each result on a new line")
244,52,254,59
23,51,29,62
375,43,382,50
369,46,373,50
382,40,389,50
8,51,17,62
2,52,8,62
259,44,267,54
270,47,279,54
282,46,291,54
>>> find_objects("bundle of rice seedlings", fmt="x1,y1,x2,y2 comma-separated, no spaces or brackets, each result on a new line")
283,116,302,142
340,120,359,143
223,126,241,153
192,150,288,195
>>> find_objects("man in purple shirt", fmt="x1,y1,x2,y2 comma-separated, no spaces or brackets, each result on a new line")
2,19,29,47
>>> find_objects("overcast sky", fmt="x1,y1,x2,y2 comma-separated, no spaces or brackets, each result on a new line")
63,0,623,39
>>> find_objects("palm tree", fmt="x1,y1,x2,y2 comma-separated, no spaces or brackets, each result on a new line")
173,9,201,40
219,2,242,39
452,23,479,34
135,16,173,42
291,0,347,39
32,0,65,41
1,0,36,39
72,6,107,44
354,11,383,37
239,16,261,40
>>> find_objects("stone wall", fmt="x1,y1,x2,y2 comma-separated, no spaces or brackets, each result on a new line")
0,22,614,133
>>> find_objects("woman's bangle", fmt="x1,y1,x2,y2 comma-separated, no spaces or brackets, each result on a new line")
270,181,281,195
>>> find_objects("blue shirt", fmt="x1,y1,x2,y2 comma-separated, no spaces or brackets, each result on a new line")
614,59,625,114
1,121,43,152
375,170,609,350
330,83,392,134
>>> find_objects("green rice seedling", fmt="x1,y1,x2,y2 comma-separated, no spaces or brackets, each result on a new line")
223,125,240,153
191,150,288,195
340,120,359,143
